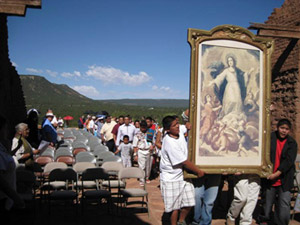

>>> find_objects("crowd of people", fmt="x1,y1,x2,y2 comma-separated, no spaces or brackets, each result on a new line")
158,117,297,225
77,114,172,186
0,107,298,225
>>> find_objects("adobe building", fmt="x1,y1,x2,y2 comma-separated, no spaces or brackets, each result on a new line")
249,0,300,145
0,1,41,139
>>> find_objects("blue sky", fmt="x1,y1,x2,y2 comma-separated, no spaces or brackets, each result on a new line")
8,0,284,100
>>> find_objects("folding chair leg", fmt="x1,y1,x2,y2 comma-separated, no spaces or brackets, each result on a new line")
146,196,149,218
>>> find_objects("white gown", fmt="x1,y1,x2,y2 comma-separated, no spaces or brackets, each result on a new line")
214,68,243,117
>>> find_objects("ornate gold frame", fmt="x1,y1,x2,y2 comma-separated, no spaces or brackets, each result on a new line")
186,25,274,177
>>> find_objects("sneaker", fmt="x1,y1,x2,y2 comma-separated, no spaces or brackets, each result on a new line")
140,182,145,186
146,179,151,184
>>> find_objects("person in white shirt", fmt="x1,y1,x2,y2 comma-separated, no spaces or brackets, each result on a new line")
100,115,117,152
88,116,95,134
133,120,153,186
11,123,40,171
57,117,64,128
160,115,205,225
173,115,190,138
115,115,137,147
114,135,133,167
51,115,58,128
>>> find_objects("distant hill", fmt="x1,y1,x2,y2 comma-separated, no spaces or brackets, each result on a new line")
20,75,93,105
20,75,188,126
98,99,189,108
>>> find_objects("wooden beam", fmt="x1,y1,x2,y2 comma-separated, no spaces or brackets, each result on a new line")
0,4,25,15
0,0,41,7
248,22,300,39
258,29,300,39
0,0,41,16
249,22,300,32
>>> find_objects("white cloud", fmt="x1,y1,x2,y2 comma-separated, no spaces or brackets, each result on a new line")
26,67,43,74
152,85,171,92
152,85,158,90
74,71,81,77
12,62,18,67
61,72,73,78
46,69,58,77
160,86,171,92
86,65,152,86
71,85,100,98
61,71,81,78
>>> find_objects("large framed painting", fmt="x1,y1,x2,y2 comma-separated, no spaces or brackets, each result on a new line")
187,25,274,177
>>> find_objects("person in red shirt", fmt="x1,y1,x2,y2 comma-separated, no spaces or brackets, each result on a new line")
258,118,297,225
112,115,124,146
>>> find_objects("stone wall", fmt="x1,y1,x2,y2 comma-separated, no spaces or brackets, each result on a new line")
265,0,300,142
0,14,27,141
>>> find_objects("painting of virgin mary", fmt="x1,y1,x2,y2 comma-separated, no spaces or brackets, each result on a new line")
197,41,261,162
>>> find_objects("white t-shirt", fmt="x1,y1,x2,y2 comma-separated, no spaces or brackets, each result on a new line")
118,143,133,158
51,116,58,125
88,120,95,129
180,124,187,136
160,133,188,182
116,124,137,146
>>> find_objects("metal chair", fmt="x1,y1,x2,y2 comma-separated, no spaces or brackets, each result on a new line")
118,167,149,217
73,162,97,190
40,147,55,158
93,147,109,160
73,137,89,145
55,148,73,159
102,155,122,164
73,162,96,174
75,152,97,164
48,168,78,214
16,169,37,213
40,162,68,199
97,151,115,166
72,142,90,156
34,156,54,167
55,155,75,166
101,162,125,193
80,168,111,214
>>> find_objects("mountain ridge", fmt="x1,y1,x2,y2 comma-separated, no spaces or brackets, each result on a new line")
20,75,188,125
20,75,189,107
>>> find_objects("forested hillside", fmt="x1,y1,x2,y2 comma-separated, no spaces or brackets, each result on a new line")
20,75,188,126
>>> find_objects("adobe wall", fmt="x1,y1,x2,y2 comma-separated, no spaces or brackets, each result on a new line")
265,0,300,142
0,14,27,141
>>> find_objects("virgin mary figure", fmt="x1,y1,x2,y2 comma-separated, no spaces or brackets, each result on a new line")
209,54,249,119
